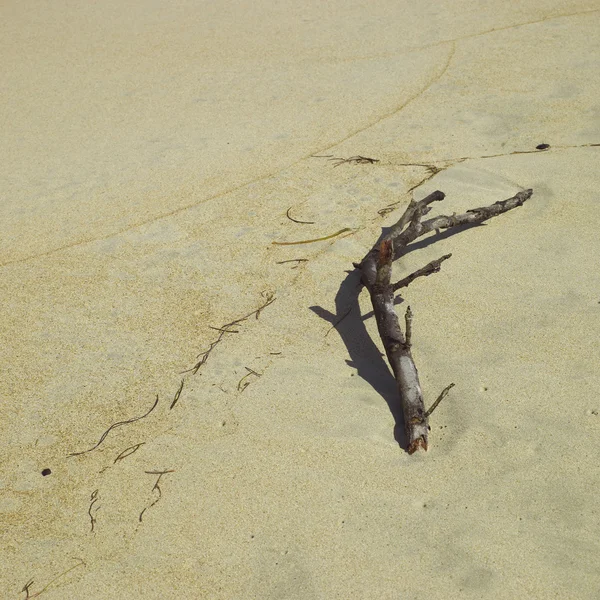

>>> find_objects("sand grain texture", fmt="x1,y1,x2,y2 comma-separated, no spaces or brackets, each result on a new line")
1,1,599,598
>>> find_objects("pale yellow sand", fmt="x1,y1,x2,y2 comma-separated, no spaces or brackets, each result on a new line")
1,1,600,598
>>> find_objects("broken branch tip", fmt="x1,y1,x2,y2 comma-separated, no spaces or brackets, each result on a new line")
408,437,428,454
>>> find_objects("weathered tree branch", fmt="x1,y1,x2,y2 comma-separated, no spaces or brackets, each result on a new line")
355,188,533,453
392,254,452,292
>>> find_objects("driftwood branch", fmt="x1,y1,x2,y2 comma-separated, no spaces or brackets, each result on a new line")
355,188,533,453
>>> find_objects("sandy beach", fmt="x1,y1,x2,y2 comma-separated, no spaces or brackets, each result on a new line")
1,1,599,598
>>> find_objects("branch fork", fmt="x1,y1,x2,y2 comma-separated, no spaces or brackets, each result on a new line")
355,188,533,453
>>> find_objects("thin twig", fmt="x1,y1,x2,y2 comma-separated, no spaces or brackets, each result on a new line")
276,259,309,265
377,165,450,216
169,379,185,410
255,291,275,319
425,383,455,418
22,580,34,599
272,228,354,246
208,325,239,333
21,559,86,599
286,207,315,225
68,395,159,457
329,155,380,167
88,489,100,533
184,292,276,374
404,306,413,348
114,442,145,464
392,254,452,291
237,367,262,392
139,470,175,523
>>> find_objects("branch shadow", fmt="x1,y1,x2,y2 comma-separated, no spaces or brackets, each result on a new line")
310,221,485,451
310,270,407,449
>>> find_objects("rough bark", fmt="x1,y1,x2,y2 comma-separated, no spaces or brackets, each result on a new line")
355,189,533,453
